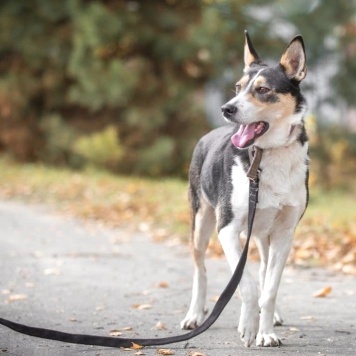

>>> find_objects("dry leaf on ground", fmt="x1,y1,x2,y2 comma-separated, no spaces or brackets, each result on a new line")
189,352,205,356
300,315,314,320
8,294,27,302
121,326,133,331
109,329,122,336
211,295,219,302
313,286,332,298
157,281,169,288
131,342,143,350
155,321,166,330
43,268,60,275
157,349,175,355
135,351,146,356
132,303,152,310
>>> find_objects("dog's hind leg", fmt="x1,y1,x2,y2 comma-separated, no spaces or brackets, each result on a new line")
181,196,216,330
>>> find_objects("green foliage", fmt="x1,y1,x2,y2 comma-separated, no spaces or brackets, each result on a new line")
40,114,80,166
0,0,355,179
73,125,123,168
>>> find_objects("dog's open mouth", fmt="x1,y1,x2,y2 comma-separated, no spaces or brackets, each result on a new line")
231,121,269,149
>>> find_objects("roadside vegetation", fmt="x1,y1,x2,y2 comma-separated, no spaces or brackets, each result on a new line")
1,156,355,274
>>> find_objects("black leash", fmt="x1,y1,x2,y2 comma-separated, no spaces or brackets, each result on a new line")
0,147,263,349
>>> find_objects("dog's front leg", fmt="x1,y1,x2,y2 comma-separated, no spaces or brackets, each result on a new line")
218,222,259,347
256,207,300,347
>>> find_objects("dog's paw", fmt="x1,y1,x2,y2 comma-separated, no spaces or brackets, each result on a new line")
238,310,259,347
180,309,207,330
256,332,281,347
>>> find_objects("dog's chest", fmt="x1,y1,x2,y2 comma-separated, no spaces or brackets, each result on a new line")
231,145,308,211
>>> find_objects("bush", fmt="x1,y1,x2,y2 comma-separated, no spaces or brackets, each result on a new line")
73,125,123,169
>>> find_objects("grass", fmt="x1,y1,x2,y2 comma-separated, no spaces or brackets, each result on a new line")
0,156,356,272
0,156,190,239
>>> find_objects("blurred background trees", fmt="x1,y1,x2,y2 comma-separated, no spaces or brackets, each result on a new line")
0,0,355,184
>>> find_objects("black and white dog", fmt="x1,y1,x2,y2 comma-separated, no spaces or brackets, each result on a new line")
181,32,309,347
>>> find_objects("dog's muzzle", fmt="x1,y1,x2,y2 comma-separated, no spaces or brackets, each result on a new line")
221,103,237,120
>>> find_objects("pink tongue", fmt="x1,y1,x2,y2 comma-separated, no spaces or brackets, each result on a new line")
231,123,257,148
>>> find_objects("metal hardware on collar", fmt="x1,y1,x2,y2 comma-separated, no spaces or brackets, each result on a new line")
247,146,263,182
0,151,264,349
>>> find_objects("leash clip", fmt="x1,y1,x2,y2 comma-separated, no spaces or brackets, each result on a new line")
247,146,263,182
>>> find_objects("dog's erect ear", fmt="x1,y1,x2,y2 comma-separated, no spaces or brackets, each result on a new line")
244,30,262,70
280,35,307,82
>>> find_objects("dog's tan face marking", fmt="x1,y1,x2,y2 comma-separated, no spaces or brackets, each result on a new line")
236,75,250,92
244,75,296,118
233,68,301,125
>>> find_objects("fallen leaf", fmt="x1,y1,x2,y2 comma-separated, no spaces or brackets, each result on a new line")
155,321,166,330
313,286,332,298
131,342,143,350
109,329,122,336
132,304,152,310
135,351,146,355
44,268,60,276
300,315,314,320
121,326,133,331
157,349,175,355
8,294,27,302
189,352,205,356
211,295,219,302
157,281,169,288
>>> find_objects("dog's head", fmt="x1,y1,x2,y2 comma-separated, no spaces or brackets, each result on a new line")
222,31,307,149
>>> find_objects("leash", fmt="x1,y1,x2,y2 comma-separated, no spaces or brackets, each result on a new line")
0,147,263,349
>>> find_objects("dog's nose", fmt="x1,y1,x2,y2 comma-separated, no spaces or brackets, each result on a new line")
221,104,237,118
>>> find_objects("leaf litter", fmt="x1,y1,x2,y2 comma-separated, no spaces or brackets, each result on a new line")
0,159,356,273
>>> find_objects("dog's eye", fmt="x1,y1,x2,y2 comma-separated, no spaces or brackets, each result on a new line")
256,86,270,94
235,84,242,93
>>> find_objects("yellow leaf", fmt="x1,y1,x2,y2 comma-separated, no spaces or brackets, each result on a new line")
131,342,143,350
313,286,332,298
157,349,175,355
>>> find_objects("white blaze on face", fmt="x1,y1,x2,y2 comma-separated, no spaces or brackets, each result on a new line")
224,68,267,124
241,68,267,96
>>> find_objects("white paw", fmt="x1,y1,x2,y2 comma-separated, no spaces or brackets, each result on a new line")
256,332,281,347
180,308,207,330
238,310,259,347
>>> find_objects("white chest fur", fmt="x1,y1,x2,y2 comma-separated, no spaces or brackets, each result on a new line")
231,142,309,213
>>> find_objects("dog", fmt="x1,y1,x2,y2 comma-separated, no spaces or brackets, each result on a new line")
180,31,309,347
